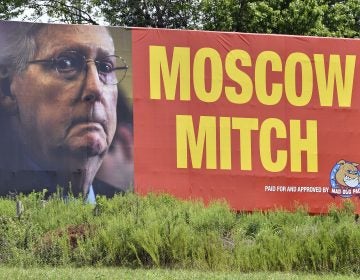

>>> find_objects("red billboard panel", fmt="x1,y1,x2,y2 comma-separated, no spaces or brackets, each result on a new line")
132,28,360,213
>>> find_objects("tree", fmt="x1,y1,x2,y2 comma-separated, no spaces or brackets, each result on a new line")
201,0,359,37
7,0,102,24
244,0,329,35
0,0,29,20
200,0,237,31
38,0,100,25
93,0,202,29
323,0,360,37
1,0,359,38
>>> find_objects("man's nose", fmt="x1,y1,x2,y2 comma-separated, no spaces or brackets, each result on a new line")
81,60,103,103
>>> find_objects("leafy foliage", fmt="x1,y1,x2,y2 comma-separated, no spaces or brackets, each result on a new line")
2,0,359,37
201,0,360,37
1,192,360,272
0,0,28,20
93,0,202,29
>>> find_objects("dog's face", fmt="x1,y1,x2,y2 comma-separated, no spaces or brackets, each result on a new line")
336,160,359,187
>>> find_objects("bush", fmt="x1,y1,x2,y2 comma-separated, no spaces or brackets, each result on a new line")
0,191,359,273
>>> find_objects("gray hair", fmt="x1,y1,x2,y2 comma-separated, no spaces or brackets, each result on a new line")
0,21,45,77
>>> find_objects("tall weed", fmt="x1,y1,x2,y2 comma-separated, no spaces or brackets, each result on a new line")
0,191,360,272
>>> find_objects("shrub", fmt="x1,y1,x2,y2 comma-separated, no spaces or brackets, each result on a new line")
0,191,360,273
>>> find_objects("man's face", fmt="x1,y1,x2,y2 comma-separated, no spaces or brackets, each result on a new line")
10,25,118,170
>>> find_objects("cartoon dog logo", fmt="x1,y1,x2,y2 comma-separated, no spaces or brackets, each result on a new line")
330,160,360,198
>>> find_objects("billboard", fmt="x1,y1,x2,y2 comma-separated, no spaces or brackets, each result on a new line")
1,21,360,213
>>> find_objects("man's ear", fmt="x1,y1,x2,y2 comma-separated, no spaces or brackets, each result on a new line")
0,66,17,116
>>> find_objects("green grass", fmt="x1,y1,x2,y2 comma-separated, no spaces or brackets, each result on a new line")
0,267,359,280
1,191,360,273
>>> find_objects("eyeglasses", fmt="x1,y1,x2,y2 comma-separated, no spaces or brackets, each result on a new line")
28,50,128,85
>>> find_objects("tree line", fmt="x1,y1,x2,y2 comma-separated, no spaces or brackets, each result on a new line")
1,0,359,37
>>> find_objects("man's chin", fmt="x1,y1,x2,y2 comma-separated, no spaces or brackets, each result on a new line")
66,135,108,158
86,141,107,157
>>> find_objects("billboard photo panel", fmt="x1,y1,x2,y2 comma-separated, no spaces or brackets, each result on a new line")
0,21,133,201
